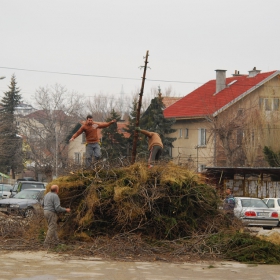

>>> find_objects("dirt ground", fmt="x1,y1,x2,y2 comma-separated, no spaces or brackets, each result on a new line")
2,250,280,280
2,211,280,279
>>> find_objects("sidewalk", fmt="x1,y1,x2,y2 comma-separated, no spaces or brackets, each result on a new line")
1,250,280,280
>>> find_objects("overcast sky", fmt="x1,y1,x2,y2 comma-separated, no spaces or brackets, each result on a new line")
0,0,280,105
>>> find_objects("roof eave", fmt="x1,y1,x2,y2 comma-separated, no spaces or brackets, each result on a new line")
165,115,207,120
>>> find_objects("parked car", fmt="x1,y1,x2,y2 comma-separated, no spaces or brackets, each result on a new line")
0,184,13,199
234,197,279,229
262,198,280,224
11,181,45,197
0,189,45,218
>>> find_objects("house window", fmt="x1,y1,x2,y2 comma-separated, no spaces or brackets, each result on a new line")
273,98,279,111
265,98,272,111
251,131,255,146
237,108,244,116
185,128,189,138
237,129,243,145
168,146,172,157
178,128,183,138
74,153,81,164
198,128,206,146
259,98,263,108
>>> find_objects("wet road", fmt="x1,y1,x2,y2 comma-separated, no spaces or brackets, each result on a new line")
0,250,280,280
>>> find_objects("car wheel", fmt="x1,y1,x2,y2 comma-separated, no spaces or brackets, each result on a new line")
25,208,34,218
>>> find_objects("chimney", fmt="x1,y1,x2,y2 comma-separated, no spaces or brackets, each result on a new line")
215,69,227,93
248,67,261,77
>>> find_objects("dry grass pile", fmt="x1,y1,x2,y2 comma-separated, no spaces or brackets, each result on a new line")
2,162,280,264
49,162,227,241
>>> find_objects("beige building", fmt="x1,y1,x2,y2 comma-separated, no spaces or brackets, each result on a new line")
164,68,280,170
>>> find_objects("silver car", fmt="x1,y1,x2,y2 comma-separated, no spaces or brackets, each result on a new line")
234,197,279,229
0,184,13,199
0,189,45,218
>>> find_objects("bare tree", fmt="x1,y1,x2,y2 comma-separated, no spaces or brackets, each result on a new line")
18,84,83,181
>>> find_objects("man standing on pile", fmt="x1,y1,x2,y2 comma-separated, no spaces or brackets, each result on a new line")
70,114,116,168
135,127,163,168
42,185,70,247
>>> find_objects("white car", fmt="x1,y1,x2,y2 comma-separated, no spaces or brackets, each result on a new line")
234,197,279,229
0,184,13,199
263,198,280,224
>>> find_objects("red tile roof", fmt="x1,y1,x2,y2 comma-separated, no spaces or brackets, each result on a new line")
164,71,279,118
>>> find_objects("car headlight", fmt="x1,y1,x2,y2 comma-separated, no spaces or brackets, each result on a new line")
10,204,20,208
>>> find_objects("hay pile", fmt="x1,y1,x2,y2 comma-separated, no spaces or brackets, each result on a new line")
49,162,224,241
3,162,280,263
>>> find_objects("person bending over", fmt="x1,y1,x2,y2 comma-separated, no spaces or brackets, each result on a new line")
135,127,163,168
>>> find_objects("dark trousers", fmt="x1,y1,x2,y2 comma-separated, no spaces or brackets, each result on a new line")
148,145,163,165
85,143,101,167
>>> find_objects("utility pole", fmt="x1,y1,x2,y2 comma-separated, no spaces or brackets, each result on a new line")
131,50,149,164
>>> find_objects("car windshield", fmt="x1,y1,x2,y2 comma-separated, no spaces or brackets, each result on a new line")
14,190,41,200
0,185,12,191
21,183,44,190
241,199,268,208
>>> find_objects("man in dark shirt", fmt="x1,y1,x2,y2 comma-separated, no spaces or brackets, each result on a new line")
42,185,70,247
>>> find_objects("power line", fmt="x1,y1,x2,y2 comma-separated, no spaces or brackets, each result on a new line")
0,66,142,81
1,66,279,88
0,66,205,85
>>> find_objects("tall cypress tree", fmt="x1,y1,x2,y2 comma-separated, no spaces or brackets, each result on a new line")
101,109,128,161
0,74,23,177
139,94,176,159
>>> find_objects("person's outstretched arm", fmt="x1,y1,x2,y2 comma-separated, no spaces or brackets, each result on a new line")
135,127,153,138
69,125,84,142
97,119,116,128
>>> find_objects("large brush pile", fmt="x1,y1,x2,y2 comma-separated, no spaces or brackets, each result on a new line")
49,162,225,241
3,162,280,263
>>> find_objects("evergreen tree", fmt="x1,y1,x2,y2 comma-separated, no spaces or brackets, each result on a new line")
263,146,280,167
139,94,176,159
101,109,128,161
0,75,23,177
